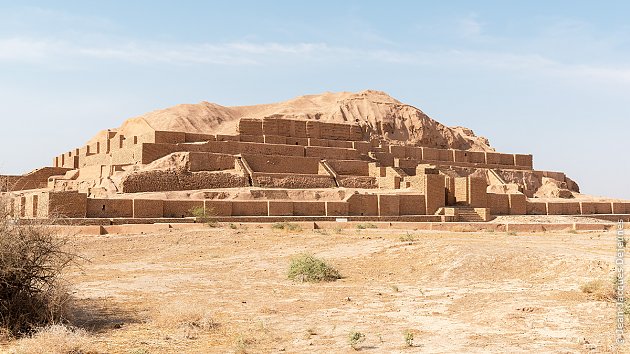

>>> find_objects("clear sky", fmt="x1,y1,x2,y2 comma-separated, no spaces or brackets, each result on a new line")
0,1,628,199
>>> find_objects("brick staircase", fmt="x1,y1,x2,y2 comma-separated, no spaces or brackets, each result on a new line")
454,206,486,222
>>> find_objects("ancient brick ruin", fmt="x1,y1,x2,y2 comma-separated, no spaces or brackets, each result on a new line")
2,90,628,223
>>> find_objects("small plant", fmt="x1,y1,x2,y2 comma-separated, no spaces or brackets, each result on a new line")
272,222,302,232
568,229,578,234
334,227,343,234
507,231,517,236
391,285,399,292
404,330,414,347
288,254,340,282
189,206,218,227
356,223,377,230
348,331,366,350
399,232,416,243
229,223,238,229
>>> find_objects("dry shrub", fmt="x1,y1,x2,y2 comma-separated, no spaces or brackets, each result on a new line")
0,197,77,337
10,324,93,354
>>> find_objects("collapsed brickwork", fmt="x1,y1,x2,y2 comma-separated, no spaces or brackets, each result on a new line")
2,91,628,222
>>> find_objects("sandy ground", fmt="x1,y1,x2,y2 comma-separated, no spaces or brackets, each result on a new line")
3,225,628,353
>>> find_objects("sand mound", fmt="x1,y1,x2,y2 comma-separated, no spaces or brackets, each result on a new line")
93,90,493,151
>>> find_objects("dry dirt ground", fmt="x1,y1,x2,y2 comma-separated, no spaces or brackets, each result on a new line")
2,224,628,353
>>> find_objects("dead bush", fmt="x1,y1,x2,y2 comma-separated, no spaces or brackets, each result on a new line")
10,324,93,354
0,197,77,337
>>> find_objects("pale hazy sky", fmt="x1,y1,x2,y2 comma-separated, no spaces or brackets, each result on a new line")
0,1,628,199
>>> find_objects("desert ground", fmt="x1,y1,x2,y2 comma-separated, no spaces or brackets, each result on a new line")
1,223,626,353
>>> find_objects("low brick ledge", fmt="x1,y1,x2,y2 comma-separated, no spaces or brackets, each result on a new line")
32,220,621,236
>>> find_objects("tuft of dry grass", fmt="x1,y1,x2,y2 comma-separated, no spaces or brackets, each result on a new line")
288,254,341,282
10,324,94,354
580,279,616,301
154,302,219,340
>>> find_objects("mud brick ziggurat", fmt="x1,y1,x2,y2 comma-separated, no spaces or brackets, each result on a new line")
1,90,628,223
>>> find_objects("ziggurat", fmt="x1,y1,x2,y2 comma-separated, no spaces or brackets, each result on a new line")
1,90,628,224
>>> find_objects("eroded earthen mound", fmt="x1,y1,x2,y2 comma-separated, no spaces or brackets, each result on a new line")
94,90,493,151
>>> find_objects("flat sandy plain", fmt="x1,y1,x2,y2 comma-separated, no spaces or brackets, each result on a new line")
2,223,627,353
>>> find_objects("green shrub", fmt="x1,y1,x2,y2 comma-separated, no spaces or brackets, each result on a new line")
287,254,340,282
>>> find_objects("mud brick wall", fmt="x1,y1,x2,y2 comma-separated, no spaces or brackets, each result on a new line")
377,194,399,216
405,147,423,160
394,159,419,175
240,135,265,143
546,202,580,215
261,118,280,136
188,152,236,172
526,201,547,215
468,177,488,208
184,133,216,143
163,200,203,218
398,194,426,215
293,201,326,216
133,199,164,218
422,174,446,214
243,154,320,174
47,191,87,218
305,146,360,160
514,154,533,168
454,177,468,204
268,201,293,216
508,193,527,215
612,202,630,214
252,173,335,188
87,199,133,218
352,141,371,155
110,144,143,166
488,193,510,215
499,154,515,166
203,200,233,216
10,167,71,191
153,131,186,144
238,119,264,136
319,122,350,140
452,150,469,163
232,201,268,216
326,140,354,148
422,148,439,161
306,121,321,138
121,170,249,193
285,137,308,146
389,145,406,158
140,143,181,164
264,135,287,144
346,193,378,216
468,151,486,164
326,201,349,216
580,202,613,214
485,152,500,165
438,149,453,162
327,160,369,176
337,176,377,188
